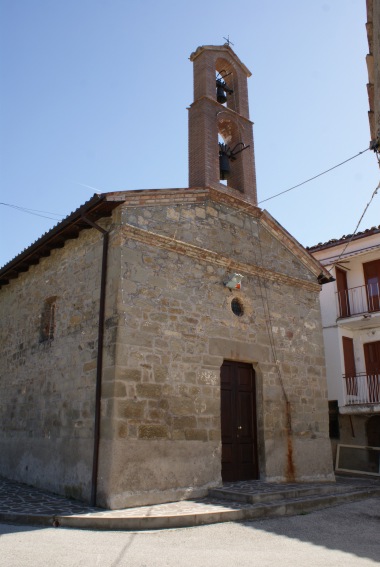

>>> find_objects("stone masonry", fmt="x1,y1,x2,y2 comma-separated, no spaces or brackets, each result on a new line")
0,225,107,501
96,187,334,508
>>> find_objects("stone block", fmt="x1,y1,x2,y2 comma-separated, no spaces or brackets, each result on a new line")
138,424,169,439
120,369,142,382
83,360,97,372
117,422,128,438
172,416,197,429
136,383,163,399
117,400,145,419
102,381,126,399
168,397,195,416
153,366,167,383
184,428,208,441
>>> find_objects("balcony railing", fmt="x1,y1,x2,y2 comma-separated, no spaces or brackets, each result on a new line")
343,373,380,405
336,283,380,318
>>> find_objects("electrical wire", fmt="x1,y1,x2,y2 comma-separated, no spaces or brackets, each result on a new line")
0,202,63,221
258,148,370,205
327,181,380,271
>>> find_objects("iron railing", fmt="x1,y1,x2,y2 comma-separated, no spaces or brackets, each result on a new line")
343,372,380,405
336,283,380,318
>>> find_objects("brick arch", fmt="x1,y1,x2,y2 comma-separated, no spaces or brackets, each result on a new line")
217,114,246,193
215,57,240,113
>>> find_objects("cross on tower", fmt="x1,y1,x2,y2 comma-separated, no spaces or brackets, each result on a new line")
223,35,234,47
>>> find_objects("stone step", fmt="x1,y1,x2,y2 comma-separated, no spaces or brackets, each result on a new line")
208,482,358,505
54,485,380,531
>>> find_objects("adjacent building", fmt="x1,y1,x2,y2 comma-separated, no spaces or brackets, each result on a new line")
309,231,380,476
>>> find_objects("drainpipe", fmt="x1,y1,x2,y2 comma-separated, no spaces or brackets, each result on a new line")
81,215,109,507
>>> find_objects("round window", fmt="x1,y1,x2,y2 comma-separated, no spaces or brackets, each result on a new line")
231,298,244,317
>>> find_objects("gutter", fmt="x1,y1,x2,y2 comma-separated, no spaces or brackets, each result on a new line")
81,215,109,508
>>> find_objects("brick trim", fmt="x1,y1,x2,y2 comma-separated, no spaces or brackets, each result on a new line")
120,223,320,292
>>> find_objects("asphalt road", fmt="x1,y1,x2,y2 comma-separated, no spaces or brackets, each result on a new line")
0,497,379,567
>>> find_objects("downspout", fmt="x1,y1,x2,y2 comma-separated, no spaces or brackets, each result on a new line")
81,215,109,507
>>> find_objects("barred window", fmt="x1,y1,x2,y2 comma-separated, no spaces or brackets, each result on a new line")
40,297,57,342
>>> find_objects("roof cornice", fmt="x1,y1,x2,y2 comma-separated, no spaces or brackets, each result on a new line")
0,193,124,288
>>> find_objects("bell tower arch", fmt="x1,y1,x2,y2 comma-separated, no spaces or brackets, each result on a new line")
188,44,257,205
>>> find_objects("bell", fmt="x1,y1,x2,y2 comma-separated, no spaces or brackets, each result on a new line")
219,152,231,180
216,84,227,104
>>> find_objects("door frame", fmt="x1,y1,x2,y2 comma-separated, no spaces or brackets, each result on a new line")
220,360,259,482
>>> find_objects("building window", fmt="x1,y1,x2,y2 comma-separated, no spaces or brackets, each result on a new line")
363,259,380,312
231,298,244,317
40,297,57,342
336,267,350,318
366,416,380,447
328,400,340,439
342,336,357,396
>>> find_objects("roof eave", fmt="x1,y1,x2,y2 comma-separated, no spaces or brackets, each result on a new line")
0,193,125,289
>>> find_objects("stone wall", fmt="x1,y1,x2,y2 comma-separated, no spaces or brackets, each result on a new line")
0,225,112,501
96,192,334,508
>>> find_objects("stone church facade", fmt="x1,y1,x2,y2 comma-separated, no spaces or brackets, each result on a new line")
0,45,334,509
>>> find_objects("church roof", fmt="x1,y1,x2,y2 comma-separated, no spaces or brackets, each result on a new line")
0,187,332,289
0,193,124,288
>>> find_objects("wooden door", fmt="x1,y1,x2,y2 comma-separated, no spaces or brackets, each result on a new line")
342,336,357,395
336,267,350,317
363,260,380,312
220,361,258,482
364,341,380,403
366,416,380,447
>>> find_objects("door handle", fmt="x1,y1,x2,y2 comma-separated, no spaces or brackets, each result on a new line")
237,426,242,430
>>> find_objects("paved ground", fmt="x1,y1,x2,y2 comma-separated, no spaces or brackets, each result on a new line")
1,497,379,567
1,475,379,520
0,477,99,516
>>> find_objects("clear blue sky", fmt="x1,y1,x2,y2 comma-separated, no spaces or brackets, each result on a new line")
1,0,378,267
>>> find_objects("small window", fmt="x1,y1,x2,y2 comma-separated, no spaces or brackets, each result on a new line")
231,297,244,317
40,297,57,342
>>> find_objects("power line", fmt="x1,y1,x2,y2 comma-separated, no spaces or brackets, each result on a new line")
328,181,380,271
258,147,370,205
0,202,63,221
0,146,373,223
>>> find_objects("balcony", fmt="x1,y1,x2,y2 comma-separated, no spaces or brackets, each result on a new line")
343,373,380,406
336,283,380,319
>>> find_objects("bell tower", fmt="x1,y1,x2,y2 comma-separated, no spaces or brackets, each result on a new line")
188,44,257,205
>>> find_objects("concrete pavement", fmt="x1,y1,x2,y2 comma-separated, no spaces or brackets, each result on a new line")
1,497,380,566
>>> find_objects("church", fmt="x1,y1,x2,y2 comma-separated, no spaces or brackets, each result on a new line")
0,45,334,509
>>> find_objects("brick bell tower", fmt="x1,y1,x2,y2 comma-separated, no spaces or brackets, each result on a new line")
188,44,258,205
